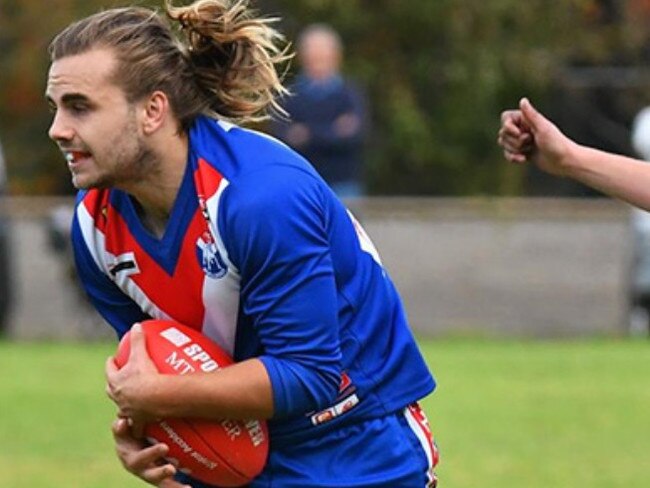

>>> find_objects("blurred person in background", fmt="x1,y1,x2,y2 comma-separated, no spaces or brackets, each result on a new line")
0,138,14,334
626,106,650,335
271,24,368,198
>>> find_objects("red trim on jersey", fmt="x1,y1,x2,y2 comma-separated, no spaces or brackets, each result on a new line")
102,207,208,329
339,372,352,392
82,190,111,233
195,157,223,199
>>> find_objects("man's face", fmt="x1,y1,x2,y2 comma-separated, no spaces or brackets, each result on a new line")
46,48,155,190
299,32,341,81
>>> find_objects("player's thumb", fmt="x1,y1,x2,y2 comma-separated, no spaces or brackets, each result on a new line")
519,97,546,134
128,322,146,361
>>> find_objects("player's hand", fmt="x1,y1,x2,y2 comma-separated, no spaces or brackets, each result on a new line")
112,417,191,488
498,98,578,177
105,323,162,424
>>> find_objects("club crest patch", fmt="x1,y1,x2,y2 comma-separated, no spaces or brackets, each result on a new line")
196,231,227,279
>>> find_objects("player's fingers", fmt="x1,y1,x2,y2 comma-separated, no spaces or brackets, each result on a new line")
139,462,177,486
112,417,130,437
504,129,531,143
500,109,532,135
128,323,146,362
105,382,116,402
503,150,528,164
497,130,528,153
104,357,121,405
105,354,119,374
500,114,529,139
110,418,176,485
105,355,118,385
120,441,170,474
159,479,192,488
500,109,520,125
112,418,148,457
129,417,146,440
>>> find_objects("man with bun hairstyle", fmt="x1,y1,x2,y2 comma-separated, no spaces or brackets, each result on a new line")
46,1,439,486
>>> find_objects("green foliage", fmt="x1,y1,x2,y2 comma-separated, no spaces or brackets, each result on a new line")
0,0,646,194
266,0,639,195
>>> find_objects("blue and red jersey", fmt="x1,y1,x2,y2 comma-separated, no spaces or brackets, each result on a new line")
71,115,436,443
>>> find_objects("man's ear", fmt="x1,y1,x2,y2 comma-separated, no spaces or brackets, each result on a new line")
141,90,169,135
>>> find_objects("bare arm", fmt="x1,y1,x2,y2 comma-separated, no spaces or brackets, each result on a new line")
498,98,650,211
105,324,274,424
150,359,274,420
559,145,650,211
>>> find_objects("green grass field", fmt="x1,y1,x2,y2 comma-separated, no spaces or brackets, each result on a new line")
1,338,649,487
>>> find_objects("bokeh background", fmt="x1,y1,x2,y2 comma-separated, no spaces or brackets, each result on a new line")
4,0,650,196
2,0,649,338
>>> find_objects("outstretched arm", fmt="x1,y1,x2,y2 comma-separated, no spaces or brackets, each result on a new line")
499,98,650,211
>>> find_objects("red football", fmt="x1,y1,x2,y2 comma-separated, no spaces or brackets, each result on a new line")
114,319,269,487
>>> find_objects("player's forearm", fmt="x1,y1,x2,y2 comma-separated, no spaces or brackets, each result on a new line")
565,144,650,211
147,358,274,421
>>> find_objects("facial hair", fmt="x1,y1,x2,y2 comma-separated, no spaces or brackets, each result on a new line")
74,109,160,190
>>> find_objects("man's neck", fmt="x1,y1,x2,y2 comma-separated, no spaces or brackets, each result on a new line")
126,129,189,238
132,197,171,239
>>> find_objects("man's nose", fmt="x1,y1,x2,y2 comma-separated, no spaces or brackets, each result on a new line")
48,112,74,142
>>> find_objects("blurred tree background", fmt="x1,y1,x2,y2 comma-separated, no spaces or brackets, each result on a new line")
2,0,650,195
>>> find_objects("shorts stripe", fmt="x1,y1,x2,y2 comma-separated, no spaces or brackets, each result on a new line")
404,403,439,487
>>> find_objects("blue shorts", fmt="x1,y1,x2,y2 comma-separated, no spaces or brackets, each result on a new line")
177,403,439,488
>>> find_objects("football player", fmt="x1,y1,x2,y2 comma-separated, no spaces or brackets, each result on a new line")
46,2,439,486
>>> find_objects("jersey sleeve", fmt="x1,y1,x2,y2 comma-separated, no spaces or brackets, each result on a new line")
71,209,149,338
219,165,342,419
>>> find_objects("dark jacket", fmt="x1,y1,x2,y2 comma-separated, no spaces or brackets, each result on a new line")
272,74,367,186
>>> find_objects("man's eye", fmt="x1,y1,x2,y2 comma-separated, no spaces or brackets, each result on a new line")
71,104,88,113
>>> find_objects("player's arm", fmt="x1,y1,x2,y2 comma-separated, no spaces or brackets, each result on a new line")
72,195,273,421
216,166,343,419
106,327,274,421
499,98,650,211
106,165,342,422
111,417,190,488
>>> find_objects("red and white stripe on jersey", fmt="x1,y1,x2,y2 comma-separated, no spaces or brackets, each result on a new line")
75,159,241,356
194,158,241,355
76,194,171,321
404,402,439,487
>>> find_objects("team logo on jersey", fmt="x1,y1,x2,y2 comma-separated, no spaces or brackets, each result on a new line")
196,232,227,279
